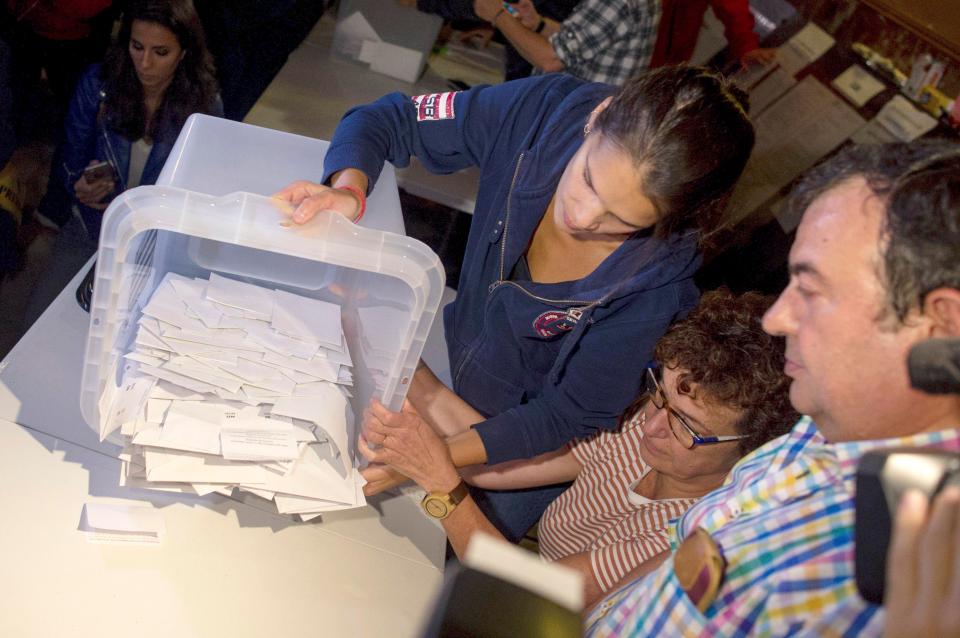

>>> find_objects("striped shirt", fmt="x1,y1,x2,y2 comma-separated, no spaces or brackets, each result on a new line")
549,0,661,85
586,417,960,637
539,413,698,592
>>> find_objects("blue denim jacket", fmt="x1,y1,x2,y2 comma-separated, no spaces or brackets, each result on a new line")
61,64,223,240
323,74,700,464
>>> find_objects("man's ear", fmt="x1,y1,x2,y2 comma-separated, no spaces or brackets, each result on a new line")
922,287,960,337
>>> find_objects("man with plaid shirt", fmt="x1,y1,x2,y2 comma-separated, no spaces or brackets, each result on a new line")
473,0,661,85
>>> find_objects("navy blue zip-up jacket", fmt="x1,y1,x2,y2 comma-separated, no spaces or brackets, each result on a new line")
323,74,700,465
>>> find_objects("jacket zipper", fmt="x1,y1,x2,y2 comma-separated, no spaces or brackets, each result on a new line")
491,151,603,308
454,152,607,387
453,152,528,387
491,280,603,308
497,153,526,282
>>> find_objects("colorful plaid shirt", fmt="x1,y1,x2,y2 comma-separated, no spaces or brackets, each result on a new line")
586,416,960,637
549,0,661,85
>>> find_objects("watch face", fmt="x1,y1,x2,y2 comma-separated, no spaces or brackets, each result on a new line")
424,497,450,519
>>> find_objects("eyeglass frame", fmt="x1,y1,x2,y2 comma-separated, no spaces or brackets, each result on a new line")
645,367,749,449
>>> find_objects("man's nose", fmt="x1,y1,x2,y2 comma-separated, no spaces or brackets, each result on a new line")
762,290,797,337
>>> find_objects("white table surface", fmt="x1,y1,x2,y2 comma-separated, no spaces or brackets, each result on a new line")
0,417,443,638
243,12,482,215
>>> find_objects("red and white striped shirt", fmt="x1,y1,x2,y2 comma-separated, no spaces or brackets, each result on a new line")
538,413,698,592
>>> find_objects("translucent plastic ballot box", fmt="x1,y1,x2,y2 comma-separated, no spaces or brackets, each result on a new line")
78,120,444,514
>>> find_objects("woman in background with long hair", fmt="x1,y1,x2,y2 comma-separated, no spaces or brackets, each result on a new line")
64,0,221,241
27,0,220,322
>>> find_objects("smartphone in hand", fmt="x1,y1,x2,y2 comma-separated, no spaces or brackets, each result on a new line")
83,161,116,184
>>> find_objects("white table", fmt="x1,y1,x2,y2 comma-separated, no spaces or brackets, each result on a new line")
243,12,484,215
0,417,443,638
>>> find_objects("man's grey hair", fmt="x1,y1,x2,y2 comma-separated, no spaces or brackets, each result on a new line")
785,141,960,323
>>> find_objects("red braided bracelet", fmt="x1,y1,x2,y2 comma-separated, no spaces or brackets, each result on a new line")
336,184,366,223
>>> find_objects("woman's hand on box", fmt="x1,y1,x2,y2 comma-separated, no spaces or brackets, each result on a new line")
273,179,363,224
359,399,461,493
74,159,113,210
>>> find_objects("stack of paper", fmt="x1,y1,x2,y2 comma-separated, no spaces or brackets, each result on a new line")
98,272,367,520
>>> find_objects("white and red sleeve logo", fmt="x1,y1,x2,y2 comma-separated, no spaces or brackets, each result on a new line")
411,91,457,122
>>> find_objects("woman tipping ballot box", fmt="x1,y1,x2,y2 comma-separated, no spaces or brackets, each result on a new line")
275,66,755,541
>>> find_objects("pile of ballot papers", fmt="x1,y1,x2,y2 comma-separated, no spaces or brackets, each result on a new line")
97,272,366,520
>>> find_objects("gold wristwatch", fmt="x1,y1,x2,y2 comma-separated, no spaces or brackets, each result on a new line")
420,480,469,520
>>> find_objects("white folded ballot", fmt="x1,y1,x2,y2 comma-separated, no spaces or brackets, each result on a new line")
99,272,366,519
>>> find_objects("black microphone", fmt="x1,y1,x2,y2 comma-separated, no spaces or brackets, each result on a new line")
908,338,960,394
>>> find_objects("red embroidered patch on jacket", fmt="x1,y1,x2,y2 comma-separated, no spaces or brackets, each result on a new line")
533,310,576,338
412,92,457,122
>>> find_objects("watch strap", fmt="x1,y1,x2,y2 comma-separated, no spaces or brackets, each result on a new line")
447,479,469,506
535,17,546,33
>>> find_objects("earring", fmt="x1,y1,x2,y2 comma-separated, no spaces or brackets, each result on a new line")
583,122,591,136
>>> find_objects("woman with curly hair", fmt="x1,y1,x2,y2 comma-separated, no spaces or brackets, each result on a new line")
62,0,221,242
361,289,798,605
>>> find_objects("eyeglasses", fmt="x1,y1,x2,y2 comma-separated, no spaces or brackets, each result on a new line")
645,368,748,449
